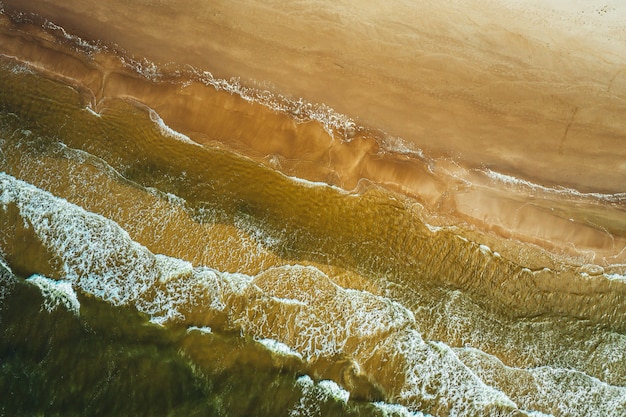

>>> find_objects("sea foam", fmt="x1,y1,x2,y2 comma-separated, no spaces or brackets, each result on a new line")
26,275,80,316
372,401,429,417
148,108,199,146
484,168,626,203
290,375,349,416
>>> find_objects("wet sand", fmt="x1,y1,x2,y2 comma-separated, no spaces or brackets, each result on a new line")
1,0,625,266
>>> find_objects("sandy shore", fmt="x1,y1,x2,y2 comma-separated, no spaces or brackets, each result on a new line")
1,0,625,266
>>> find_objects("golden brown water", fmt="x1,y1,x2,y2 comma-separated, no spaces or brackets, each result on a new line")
0,2,625,416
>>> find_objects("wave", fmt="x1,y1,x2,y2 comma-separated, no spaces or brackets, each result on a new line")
256,338,303,360
458,347,626,416
0,172,504,413
482,168,626,204
25,275,80,316
2,171,626,415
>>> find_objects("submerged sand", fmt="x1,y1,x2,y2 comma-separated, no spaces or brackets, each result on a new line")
1,0,625,265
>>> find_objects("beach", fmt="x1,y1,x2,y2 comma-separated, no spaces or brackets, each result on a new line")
0,1,625,415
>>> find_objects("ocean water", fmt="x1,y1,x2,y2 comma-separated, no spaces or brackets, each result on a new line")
0,4,625,417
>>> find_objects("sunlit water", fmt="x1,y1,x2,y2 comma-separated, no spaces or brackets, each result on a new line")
0,5,625,417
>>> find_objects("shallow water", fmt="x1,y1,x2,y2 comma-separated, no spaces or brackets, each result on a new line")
0,3,625,416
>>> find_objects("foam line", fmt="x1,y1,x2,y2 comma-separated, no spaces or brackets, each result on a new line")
26,275,80,316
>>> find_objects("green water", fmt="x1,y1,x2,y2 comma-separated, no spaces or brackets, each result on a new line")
0,264,400,417
0,58,625,416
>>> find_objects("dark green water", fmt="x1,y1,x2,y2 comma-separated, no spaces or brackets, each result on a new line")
0,263,402,417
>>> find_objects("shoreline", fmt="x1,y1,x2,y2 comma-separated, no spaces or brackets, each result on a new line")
1,8,625,268
4,0,626,190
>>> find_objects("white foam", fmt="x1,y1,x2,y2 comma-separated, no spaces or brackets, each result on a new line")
42,21,101,55
84,105,101,118
286,174,346,193
26,275,80,316
0,257,10,274
318,380,350,403
484,168,626,203
269,295,307,306
155,254,193,282
379,134,426,159
233,215,282,249
372,401,429,417
144,267,221,324
456,345,626,416
397,332,518,414
187,325,213,334
257,338,303,359
424,223,445,233
606,273,626,282
0,174,203,323
119,55,162,82
1,59,33,75
182,67,357,140
478,244,492,255
0,256,16,306
475,243,501,258
290,376,320,416
227,264,525,414
290,375,350,416
0,172,161,310
145,186,188,208
148,108,199,146
237,264,416,359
